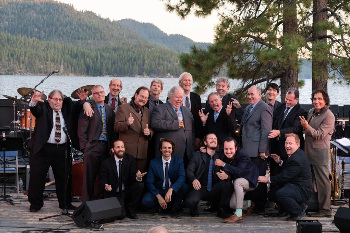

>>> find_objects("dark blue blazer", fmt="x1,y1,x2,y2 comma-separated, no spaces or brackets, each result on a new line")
220,148,259,188
146,156,187,196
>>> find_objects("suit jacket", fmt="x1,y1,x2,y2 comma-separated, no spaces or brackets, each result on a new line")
271,103,307,159
78,102,115,151
105,93,122,108
29,97,83,155
203,107,237,148
270,148,313,193
304,107,335,166
241,100,273,157
100,154,138,198
145,95,164,113
145,156,186,196
220,148,259,188
151,102,195,158
186,151,222,185
114,103,153,160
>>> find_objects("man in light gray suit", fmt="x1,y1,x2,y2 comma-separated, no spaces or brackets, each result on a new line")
240,85,273,213
151,86,195,164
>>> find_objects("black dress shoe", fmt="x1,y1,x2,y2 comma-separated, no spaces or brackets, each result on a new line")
127,213,138,219
60,204,77,210
29,206,41,212
190,206,199,217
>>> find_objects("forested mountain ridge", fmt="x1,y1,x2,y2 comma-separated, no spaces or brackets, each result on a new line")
0,0,204,76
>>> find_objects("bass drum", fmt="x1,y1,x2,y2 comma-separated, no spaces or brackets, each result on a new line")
72,161,83,197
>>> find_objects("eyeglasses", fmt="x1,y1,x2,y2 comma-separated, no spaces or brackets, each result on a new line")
49,98,63,102
93,91,105,95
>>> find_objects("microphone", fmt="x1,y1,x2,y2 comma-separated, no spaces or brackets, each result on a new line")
52,70,59,74
62,127,71,144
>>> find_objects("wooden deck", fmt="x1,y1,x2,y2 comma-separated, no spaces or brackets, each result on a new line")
0,192,346,233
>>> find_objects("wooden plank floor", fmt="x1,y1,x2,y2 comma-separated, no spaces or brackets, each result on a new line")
0,192,346,233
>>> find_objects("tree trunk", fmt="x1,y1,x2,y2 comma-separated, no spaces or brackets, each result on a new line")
312,0,328,92
281,0,298,102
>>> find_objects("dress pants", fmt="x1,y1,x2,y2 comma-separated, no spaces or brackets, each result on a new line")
312,164,331,213
82,141,107,202
28,143,72,209
185,180,233,209
247,157,267,210
229,178,255,209
114,182,144,218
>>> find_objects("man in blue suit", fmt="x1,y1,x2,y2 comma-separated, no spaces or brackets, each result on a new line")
142,138,187,217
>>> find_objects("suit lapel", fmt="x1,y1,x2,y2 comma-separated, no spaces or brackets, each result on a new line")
111,156,119,180
167,103,178,120
246,100,261,121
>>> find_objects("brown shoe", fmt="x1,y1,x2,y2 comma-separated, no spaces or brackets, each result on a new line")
223,214,244,223
243,202,255,216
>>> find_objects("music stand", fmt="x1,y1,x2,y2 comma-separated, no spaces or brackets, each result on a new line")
0,136,23,205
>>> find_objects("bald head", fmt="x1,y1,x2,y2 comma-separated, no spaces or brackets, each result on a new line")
147,226,169,233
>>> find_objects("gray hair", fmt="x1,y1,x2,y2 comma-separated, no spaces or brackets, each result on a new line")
216,77,230,89
109,78,123,89
249,85,261,95
178,72,193,85
150,78,164,90
167,86,184,99
91,85,104,93
207,92,221,101
48,90,64,99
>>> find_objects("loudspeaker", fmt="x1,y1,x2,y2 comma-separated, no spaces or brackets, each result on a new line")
72,197,122,227
305,191,319,213
334,207,350,233
296,220,322,233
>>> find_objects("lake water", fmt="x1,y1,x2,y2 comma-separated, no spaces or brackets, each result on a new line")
0,75,349,105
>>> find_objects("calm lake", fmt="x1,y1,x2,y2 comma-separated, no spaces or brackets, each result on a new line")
0,75,349,105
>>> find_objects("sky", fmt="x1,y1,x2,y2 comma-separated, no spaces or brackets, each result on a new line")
55,0,219,43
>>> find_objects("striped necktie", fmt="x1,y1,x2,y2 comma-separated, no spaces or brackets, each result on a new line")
100,105,107,138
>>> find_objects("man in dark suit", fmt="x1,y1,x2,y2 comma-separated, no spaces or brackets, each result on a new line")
265,83,280,111
28,89,87,212
114,86,153,172
268,88,307,175
151,86,195,162
258,133,313,221
240,85,273,212
141,138,187,217
178,72,203,149
185,133,233,218
78,85,116,202
105,78,127,113
199,92,237,149
100,140,146,219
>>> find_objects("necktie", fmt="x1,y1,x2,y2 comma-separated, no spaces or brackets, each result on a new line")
100,105,107,138
164,162,169,192
185,96,190,109
207,157,213,192
155,100,159,106
111,97,116,110
283,107,290,120
118,160,123,192
214,111,219,122
242,105,253,124
54,111,61,143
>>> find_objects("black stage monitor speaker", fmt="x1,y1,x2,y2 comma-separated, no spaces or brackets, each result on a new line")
334,207,350,233
296,220,322,233
72,197,122,227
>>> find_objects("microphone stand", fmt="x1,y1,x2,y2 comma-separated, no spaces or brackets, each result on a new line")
39,127,73,221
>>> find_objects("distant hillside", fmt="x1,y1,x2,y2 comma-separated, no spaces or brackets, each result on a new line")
0,0,185,76
118,19,211,53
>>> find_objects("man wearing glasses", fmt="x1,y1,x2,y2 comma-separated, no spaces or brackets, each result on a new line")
78,85,116,202
28,89,87,212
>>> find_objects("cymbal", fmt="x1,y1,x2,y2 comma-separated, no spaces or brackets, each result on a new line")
17,87,47,100
3,95,27,105
71,85,95,99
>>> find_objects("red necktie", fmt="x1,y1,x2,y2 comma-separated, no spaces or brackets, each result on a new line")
111,98,116,110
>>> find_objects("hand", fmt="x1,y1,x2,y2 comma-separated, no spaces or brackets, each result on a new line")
199,146,207,153
198,109,209,124
216,170,228,180
259,152,268,160
120,97,127,104
127,113,134,126
143,124,150,136
156,194,167,209
231,98,241,108
178,120,184,128
270,154,281,164
192,179,201,190
136,170,147,180
31,90,45,103
258,176,269,183
299,116,308,129
164,188,173,203
268,130,280,138
83,102,94,117
76,88,89,101
104,184,112,191
226,101,233,115
215,159,225,167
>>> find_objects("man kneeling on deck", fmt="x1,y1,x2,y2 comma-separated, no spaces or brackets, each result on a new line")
258,133,313,221
215,137,259,223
